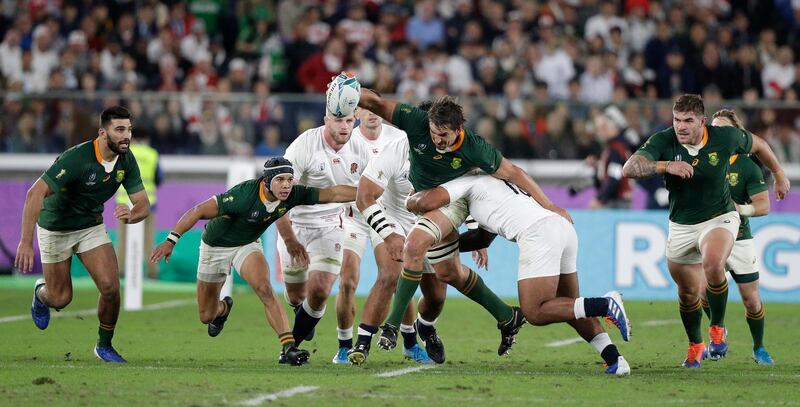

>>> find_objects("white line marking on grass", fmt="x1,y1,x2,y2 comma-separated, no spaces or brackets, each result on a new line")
239,386,319,406
374,364,436,378
642,319,680,326
545,337,584,347
0,299,194,324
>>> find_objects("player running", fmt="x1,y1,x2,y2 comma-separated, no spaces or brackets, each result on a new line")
347,135,449,365
149,157,356,365
16,106,150,363
407,173,632,375
355,84,570,356
622,95,789,368
703,109,774,365
333,108,435,364
275,108,371,357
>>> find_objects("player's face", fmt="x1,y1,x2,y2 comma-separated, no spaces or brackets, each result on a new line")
270,174,294,200
324,112,356,145
672,110,706,145
358,108,381,130
711,117,732,127
429,122,460,151
101,118,133,154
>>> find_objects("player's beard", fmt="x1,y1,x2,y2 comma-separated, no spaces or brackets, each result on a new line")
107,138,129,155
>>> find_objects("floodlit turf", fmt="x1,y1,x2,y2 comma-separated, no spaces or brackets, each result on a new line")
1,277,798,406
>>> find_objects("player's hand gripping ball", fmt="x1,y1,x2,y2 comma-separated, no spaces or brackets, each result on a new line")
326,72,361,117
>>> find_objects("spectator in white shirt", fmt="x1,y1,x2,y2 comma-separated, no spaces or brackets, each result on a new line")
762,46,795,99
579,54,614,103
0,28,22,82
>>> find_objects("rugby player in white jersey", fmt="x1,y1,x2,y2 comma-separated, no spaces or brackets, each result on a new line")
332,108,435,363
406,173,633,375
346,135,449,364
275,109,371,358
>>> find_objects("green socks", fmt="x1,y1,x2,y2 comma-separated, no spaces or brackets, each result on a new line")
386,269,423,327
98,323,115,347
746,305,765,350
459,269,513,323
706,280,729,326
679,299,703,344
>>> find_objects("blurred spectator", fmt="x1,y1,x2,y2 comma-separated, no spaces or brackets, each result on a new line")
731,45,764,98
406,0,445,51
180,20,210,63
580,54,613,103
254,125,286,156
584,1,627,45
0,28,22,82
589,106,634,209
297,37,345,93
762,47,795,99
7,110,43,153
336,4,374,49
657,47,695,98
534,16,576,99
188,0,223,36
769,125,800,164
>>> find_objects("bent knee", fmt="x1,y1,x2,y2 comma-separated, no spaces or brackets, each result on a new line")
49,293,73,309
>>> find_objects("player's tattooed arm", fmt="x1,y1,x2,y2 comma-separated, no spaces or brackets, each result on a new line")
623,155,693,179
622,155,658,179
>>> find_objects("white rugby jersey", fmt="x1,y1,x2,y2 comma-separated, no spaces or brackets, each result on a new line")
345,123,407,223
441,174,557,241
353,122,407,159
284,125,372,228
361,137,416,231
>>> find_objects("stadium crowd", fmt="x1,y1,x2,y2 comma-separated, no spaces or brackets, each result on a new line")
0,0,799,163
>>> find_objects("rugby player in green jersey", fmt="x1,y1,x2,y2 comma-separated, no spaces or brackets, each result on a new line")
704,109,774,365
149,157,356,365
352,81,572,357
16,106,150,363
622,95,790,367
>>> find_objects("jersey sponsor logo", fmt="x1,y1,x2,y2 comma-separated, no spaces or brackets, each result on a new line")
333,158,341,164
708,152,719,166
263,216,272,222
372,148,379,154
728,172,739,187
55,169,67,179
102,174,111,182
86,172,97,186
451,157,462,169
278,207,287,215
691,158,699,167
115,170,125,182
335,243,341,252
222,196,234,203
413,143,427,154
377,170,384,179
433,154,443,160
248,210,260,222
350,233,358,239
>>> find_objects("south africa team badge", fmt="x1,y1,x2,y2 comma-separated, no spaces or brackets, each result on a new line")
708,152,719,166
115,170,125,182
451,158,462,169
728,172,739,187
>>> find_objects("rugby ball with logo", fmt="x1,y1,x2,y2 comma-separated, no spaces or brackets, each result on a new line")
326,72,361,118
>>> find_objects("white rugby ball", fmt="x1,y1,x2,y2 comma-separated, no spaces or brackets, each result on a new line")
326,72,361,118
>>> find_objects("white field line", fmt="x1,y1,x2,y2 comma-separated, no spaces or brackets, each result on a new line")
238,386,319,406
545,337,585,347
374,364,436,378
0,299,194,324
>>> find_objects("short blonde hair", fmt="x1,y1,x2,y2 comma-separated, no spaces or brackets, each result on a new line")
711,109,744,129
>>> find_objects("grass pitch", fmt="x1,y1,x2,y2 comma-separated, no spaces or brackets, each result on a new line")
1,277,798,407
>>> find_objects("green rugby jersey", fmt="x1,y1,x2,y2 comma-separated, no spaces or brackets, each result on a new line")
726,155,768,241
202,179,319,247
635,125,752,225
38,139,144,231
392,103,502,191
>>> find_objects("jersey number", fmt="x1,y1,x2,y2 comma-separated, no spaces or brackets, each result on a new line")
503,180,531,197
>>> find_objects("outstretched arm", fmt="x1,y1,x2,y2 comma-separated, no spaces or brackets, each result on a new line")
738,190,770,217
149,197,218,263
15,178,54,272
318,185,357,203
622,154,694,180
749,135,790,200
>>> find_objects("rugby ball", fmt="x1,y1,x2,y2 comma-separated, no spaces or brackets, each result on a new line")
326,72,361,117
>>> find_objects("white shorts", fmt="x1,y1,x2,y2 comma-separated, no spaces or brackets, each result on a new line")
197,240,263,283
517,215,577,280
277,224,343,283
725,238,758,278
667,211,740,264
342,214,371,258
36,224,112,264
